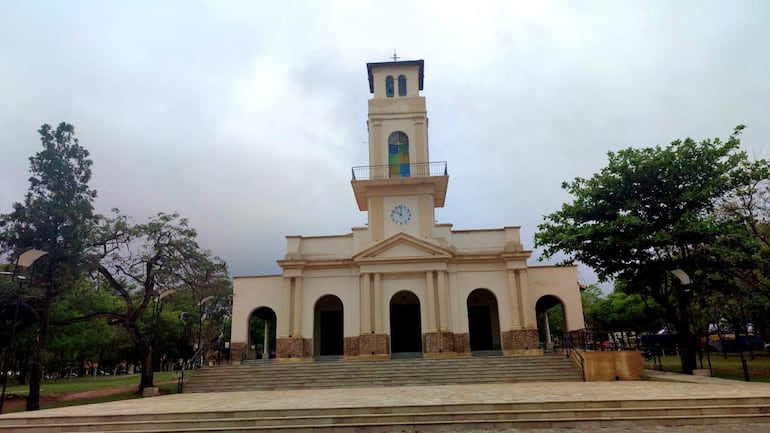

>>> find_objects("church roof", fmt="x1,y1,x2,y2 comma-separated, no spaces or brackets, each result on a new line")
366,59,424,93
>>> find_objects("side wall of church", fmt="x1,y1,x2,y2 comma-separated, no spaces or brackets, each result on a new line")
451,265,511,333
231,275,284,363
299,269,360,338
528,265,586,331
232,275,284,342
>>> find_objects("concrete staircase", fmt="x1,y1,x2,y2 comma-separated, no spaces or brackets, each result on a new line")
3,395,770,432
183,354,583,393
4,356,770,432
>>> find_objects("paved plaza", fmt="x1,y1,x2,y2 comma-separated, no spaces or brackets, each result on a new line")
2,370,770,433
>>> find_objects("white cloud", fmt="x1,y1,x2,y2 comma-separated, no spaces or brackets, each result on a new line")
1,0,769,287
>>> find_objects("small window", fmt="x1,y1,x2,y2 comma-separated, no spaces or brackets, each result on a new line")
398,75,407,96
385,76,394,97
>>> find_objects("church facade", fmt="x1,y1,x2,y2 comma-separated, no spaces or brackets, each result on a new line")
230,59,585,362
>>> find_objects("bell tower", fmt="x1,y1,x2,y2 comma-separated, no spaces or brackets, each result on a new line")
351,59,448,243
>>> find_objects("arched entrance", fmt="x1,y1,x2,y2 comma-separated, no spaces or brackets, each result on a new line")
389,290,422,356
536,295,566,350
467,289,502,352
248,307,277,360
314,295,344,357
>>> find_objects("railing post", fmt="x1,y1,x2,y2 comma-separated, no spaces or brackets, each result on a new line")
178,365,184,393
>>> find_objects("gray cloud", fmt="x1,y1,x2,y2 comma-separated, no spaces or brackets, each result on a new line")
2,1,769,287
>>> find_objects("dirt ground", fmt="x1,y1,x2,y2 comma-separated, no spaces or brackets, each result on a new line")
2,381,174,413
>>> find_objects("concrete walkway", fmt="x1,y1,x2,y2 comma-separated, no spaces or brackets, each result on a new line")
2,370,770,432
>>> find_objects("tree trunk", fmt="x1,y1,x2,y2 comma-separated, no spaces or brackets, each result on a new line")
17,345,28,386
26,297,50,411
138,344,154,390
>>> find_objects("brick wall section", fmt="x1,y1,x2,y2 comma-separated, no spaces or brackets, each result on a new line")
502,329,540,350
453,333,470,353
230,342,246,365
276,337,311,359
344,336,359,356
423,332,440,353
358,333,389,355
424,331,456,354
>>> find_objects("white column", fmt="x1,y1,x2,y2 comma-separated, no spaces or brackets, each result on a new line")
543,313,552,349
280,277,292,336
425,271,436,332
361,273,371,333
374,273,383,333
292,277,303,337
437,271,448,331
263,321,270,359
507,270,520,329
518,270,533,328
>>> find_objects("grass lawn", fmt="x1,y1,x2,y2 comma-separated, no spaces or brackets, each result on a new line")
644,351,770,382
2,370,193,413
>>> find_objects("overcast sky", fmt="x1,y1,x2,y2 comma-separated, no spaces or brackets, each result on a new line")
2,1,769,288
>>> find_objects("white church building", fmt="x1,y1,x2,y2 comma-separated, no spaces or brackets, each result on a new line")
230,58,585,362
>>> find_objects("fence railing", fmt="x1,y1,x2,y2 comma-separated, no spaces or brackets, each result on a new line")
561,329,642,352
351,161,447,181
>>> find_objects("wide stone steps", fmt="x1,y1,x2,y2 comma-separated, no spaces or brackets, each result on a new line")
3,397,770,432
183,355,582,393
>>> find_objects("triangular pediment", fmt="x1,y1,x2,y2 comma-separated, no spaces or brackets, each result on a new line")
354,233,452,263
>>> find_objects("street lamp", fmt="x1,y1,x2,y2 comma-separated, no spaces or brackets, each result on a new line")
151,289,176,373
0,249,48,414
670,269,713,378
196,296,215,366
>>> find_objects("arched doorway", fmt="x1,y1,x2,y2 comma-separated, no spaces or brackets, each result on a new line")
248,307,277,360
536,295,566,350
314,295,344,357
389,290,422,356
467,289,502,352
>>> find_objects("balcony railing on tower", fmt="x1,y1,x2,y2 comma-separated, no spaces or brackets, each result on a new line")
351,161,448,181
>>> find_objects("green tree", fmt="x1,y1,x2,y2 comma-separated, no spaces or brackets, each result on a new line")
591,291,665,333
49,282,119,377
535,126,761,374
580,284,603,329
0,123,96,410
83,211,229,390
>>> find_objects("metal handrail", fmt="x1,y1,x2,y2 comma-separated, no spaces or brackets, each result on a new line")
562,333,586,381
177,347,204,393
351,161,448,180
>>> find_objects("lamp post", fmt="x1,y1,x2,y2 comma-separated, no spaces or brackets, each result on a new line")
0,249,48,414
670,269,713,377
196,296,214,367
151,289,175,372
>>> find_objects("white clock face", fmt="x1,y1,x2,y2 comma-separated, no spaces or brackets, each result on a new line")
390,204,412,225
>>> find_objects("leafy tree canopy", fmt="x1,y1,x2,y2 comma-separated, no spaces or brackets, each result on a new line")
0,122,97,410
536,126,754,288
535,126,766,373
84,210,230,389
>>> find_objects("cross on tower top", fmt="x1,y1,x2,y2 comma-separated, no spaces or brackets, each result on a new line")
391,50,400,62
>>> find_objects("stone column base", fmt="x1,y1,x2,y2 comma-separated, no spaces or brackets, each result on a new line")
276,337,312,360
453,333,470,354
424,331,462,357
502,329,542,355
344,336,360,357
230,342,246,365
353,333,389,358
